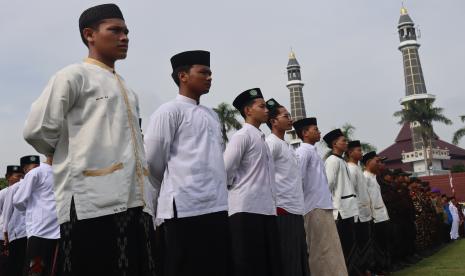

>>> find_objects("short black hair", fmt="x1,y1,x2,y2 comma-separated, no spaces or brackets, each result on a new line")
171,65,193,87
239,98,259,119
80,20,103,47
266,105,284,130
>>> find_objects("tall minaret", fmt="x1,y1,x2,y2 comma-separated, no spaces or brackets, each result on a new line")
397,7,449,175
286,50,307,146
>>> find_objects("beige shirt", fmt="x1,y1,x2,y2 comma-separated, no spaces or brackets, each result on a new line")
24,59,150,224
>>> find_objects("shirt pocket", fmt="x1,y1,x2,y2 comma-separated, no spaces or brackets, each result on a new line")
82,162,127,209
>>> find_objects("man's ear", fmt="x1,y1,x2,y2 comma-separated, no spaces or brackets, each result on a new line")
83,28,95,45
179,71,189,84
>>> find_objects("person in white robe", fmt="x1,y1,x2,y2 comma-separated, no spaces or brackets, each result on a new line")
144,50,230,276
294,118,348,276
265,99,309,276
225,88,281,276
22,4,155,276
13,156,59,275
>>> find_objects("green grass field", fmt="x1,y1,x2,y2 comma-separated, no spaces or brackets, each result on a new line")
393,239,465,276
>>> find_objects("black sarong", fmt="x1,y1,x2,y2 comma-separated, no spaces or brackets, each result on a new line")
55,201,156,276
7,237,27,276
25,236,58,276
276,213,310,276
229,212,282,276
335,215,358,275
161,211,231,276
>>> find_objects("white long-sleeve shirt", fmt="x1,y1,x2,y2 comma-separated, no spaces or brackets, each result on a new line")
12,163,60,239
295,143,333,214
348,163,372,223
325,154,359,220
266,134,304,215
144,94,228,219
23,59,149,224
0,188,9,240
224,123,276,216
364,171,389,223
2,182,26,242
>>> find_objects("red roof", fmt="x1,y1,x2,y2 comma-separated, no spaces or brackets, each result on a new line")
379,123,465,170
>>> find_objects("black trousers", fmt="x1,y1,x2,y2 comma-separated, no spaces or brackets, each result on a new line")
7,237,27,276
25,236,58,276
354,221,374,272
276,213,310,276
336,215,358,275
0,241,10,276
373,221,391,273
160,211,231,276
55,202,156,276
229,213,282,276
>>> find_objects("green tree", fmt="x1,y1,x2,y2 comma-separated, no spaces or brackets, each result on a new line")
452,115,465,145
393,100,452,175
341,123,377,153
213,102,242,144
0,178,7,190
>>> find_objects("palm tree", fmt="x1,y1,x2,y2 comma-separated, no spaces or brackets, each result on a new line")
452,115,465,145
393,100,452,175
213,102,242,144
341,123,377,152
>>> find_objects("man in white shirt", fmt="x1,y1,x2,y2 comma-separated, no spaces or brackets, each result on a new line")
362,151,390,275
3,157,32,276
346,140,373,275
225,88,281,276
145,50,230,276
265,99,309,276
13,156,59,276
0,165,23,275
323,129,359,275
294,118,347,276
23,4,155,276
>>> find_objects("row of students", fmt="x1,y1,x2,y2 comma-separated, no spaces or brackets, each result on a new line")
0,155,60,276
14,3,394,276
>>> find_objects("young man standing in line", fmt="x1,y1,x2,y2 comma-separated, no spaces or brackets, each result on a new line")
3,156,35,276
362,152,390,275
225,88,281,276
0,165,23,275
23,4,155,275
323,129,359,275
346,140,373,275
294,118,347,276
265,99,309,276
144,50,230,276
13,155,59,276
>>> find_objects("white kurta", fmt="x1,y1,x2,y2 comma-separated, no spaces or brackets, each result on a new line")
295,143,333,214
449,202,460,240
266,134,304,215
325,154,359,220
224,123,276,216
2,182,26,242
23,59,149,224
144,94,228,219
364,171,389,223
0,187,9,241
12,163,60,239
347,163,372,222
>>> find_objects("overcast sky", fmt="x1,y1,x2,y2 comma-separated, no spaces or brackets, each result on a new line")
1,0,464,170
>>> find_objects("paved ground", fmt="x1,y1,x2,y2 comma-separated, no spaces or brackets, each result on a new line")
393,239,465,276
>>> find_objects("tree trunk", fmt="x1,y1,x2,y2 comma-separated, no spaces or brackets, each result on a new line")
421,134,430,176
